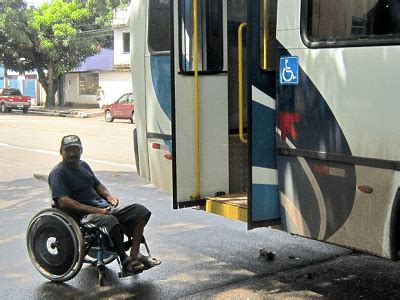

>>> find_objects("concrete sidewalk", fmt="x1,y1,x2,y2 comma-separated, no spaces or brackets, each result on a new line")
28,106,104,118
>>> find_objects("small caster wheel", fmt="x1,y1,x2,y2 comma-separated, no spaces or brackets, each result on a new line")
98,265,105,286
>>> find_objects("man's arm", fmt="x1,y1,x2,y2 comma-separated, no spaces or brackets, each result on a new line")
96,183,120,207
58,196,109,215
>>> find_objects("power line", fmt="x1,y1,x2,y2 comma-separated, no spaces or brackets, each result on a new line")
78,28,114,35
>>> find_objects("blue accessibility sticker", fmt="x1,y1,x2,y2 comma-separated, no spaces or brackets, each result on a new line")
280,56,299,85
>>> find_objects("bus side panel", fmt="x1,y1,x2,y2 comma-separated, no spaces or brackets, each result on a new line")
131,0,150,178
145,54,173,193
276,1,400,257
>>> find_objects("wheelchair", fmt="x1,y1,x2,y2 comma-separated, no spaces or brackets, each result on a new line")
26,207,152,286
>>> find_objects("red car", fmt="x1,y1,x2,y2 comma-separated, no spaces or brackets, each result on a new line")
0,88,31,113
104,93,135,123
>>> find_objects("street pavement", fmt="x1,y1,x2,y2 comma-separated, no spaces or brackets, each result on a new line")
5,170,397,300
1,113,400,299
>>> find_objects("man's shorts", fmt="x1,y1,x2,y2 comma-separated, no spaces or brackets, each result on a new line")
81,203,151,237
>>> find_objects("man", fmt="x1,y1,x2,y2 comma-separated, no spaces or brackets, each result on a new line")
48,135,159,273
96,86,105,109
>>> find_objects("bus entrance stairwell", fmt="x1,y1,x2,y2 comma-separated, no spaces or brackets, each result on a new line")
204,0,249,222
205,0,281,228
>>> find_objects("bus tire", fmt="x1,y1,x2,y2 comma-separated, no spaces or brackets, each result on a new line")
133,128,140,176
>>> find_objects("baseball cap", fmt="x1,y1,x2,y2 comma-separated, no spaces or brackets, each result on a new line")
61,135,82,148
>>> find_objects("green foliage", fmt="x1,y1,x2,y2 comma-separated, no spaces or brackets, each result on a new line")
0,0,128,105
27,0,96,74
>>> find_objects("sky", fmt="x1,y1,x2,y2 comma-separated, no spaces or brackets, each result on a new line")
25,0,51,8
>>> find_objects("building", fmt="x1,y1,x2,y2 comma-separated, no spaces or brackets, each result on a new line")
61,5,132,108
0,65,42,105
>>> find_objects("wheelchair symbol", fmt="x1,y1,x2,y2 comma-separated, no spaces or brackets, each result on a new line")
280,56,299,85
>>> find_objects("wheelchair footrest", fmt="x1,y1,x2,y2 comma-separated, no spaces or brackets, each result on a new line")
118,269,143,278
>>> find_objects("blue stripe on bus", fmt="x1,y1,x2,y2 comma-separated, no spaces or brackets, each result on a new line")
150,55,172,121
252,100,276,169
252,184,280,221
277,46,356,239
277,54,352,156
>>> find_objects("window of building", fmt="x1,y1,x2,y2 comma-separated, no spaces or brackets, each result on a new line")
79,73,99,95
148,0,171,53
179,0,223,72
304,0,400,46
122,32,130,53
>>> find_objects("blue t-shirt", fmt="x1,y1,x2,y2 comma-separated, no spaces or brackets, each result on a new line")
48,160,109,208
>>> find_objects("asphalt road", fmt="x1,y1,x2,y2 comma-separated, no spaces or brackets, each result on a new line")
1,112,400,299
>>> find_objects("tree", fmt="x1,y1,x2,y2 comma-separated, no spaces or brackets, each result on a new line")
0,0,128,106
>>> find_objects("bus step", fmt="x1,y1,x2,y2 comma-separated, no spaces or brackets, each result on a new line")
206,193,247,222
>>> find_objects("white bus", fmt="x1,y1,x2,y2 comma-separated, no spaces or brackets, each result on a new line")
131,0,400,259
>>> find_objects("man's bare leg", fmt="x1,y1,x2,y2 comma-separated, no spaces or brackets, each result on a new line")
129,217,148,258
109,226,128,262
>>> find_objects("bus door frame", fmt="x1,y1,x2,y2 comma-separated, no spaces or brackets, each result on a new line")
247,0,280,229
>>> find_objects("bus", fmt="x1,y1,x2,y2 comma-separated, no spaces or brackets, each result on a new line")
130,0,400,260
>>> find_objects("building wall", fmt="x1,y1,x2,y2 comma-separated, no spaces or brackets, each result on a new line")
100,71,132,104
1,67,44,105
64,73,94,105
0,65,4,88
114,26,131,66
63,70,131,106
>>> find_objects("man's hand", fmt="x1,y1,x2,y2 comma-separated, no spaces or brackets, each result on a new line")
98,207,111,215
106,195,120,207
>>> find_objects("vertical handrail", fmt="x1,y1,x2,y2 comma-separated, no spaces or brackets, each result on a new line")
238,22,247,144
192,0,201,200
263,0,269,69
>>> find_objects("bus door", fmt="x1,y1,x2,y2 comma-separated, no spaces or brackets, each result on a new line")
246,0,280,228
172,0,229,207
172,0,279,229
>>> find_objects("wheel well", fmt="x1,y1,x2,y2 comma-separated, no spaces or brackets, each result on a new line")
390,188,400,260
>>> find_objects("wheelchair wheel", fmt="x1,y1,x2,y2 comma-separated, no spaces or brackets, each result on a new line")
26,208,85,282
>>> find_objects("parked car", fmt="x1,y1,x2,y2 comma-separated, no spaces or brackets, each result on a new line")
0,88,31,113
104,93,135,123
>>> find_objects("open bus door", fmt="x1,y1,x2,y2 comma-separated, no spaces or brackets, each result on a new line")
246,0,280,228
172,0,230,207
172,0,280,229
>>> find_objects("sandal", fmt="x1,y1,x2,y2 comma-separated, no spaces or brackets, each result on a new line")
136,253,161,269
122,257,145,274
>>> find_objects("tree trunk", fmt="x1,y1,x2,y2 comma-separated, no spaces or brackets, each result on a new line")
3,64,8,88
40,62,59,107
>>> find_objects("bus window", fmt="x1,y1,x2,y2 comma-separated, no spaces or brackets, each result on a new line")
148,0,171,53
304,0,400,46
179,0,223,72
260,0,277,70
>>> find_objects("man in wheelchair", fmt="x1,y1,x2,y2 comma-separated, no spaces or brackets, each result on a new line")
48,134,160,275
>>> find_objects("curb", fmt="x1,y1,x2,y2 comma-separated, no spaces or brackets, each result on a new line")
28,109,103,119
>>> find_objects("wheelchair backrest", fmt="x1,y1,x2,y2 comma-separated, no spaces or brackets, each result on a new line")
33,173,56,207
